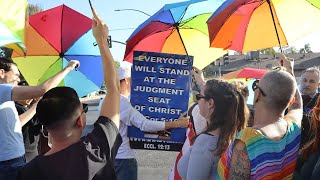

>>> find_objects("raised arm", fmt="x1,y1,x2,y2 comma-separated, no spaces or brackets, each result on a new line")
19,101,38,126
280,54,303,127
11,60,79,101
92,10,120,128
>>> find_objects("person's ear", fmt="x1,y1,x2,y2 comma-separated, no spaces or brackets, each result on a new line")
208,98,215,109
288,96,295,108
254,89,262,103
76,115,85,128
0,69,5,78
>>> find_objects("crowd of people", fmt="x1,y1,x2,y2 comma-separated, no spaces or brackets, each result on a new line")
0,7,320,180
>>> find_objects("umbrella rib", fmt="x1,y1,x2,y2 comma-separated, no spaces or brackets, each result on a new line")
60,6,64,54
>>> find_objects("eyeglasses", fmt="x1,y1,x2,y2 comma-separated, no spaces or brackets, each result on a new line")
195,94,208,101
82,103,89,114
252,80,266,96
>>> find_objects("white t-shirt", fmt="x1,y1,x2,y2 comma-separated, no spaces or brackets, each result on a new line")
99,94,165,159
0,84,25,161
191,104,206,135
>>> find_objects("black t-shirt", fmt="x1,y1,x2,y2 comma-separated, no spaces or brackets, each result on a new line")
17,116,122,180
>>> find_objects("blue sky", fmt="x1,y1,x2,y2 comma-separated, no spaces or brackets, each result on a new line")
28,0,186,61
28,0,320,61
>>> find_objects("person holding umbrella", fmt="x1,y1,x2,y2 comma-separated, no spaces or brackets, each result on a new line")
16,9,122,180
0,58,78,179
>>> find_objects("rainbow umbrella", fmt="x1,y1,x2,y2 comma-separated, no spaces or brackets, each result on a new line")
0,0,27,56
308,0,320,9
222,68,269,79
124,0,227,70
207,0,320,53
12,5,103,97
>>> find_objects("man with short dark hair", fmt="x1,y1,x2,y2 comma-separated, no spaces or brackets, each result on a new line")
0,57,78,179
299,66,320,147
17,10,122,180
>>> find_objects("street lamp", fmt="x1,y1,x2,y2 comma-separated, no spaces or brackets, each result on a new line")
214,54,228,77
114,9,151,17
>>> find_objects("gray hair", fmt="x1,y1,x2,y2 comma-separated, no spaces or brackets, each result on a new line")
303,66,320,82
260,70,296,112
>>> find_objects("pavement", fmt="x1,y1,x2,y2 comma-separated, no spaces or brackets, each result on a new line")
82,98,178,180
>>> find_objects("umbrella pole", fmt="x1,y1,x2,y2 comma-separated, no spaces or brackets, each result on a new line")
266,0,283,53
176,26,201,91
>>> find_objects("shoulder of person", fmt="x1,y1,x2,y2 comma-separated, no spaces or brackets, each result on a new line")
193,134,218,151
236,127,258,141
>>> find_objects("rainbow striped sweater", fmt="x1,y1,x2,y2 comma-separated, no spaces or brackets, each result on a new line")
217,122,301,180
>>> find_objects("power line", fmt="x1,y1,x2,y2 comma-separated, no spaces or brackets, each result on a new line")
109,28,136,31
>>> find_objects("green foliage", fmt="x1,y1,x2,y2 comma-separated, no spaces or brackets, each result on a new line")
27,4,43,17
260,48,276,55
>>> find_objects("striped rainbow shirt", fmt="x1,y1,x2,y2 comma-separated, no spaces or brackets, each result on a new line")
217,122,301,180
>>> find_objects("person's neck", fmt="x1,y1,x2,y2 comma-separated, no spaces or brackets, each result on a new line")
304,92,317,98
207,128,220,136
253,105,284,128
45,133,81,156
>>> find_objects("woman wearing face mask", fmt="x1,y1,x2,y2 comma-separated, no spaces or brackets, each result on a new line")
178,79,248,180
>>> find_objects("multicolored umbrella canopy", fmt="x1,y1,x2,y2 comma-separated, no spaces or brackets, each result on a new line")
222,68,269,79
12,5,103,97
207,0,320,53
0,0,27,56
308,0,320,9
124,0,227,70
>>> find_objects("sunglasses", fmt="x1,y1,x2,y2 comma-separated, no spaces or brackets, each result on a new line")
82,103,89,114
195,94,208,101
252,80,266,96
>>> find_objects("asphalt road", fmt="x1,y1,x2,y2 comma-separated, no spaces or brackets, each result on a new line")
83,104,179,180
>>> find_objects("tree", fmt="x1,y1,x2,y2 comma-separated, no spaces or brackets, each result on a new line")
304,43,312,53
282,46,298,54
260,48,276,55
299,43,313,53
27,4,43,17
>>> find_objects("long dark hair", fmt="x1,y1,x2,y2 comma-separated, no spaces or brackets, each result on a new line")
198,79,248,156
301,96,320,159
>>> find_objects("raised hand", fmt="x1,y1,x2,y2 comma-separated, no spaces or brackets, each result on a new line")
65,60,80,71
91,8,109,45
